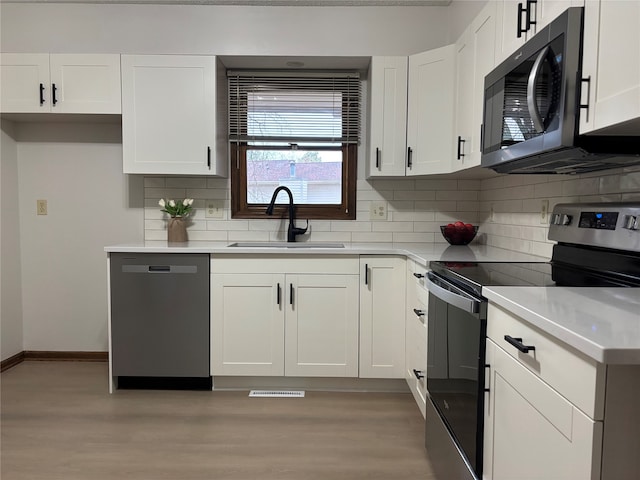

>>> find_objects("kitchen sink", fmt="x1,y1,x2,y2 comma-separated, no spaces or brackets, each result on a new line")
227,242,345,248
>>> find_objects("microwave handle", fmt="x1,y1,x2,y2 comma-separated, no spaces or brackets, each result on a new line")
527,45,549,134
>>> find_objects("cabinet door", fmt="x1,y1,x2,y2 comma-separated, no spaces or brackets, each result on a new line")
0,53,50,113
580,0,640,134
285,274,359,377
122,55,224,176
359,257,406,379
367,56,408,177
406,45,456,176
533,0,581,34
495,0,527,64
484,339,602,480
211,273,285,376
453,2,497,172
453,27,475,171
49,54,121,114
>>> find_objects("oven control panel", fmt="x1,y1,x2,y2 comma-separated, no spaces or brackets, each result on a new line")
548,202,640,252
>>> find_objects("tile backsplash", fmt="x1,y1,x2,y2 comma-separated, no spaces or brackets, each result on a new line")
143,176,482,244
144,165,640,259
479,165,640,259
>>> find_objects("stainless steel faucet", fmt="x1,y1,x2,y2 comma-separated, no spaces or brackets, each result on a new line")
266,186,308,242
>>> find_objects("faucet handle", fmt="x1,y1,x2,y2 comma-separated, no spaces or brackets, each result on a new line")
296,219,309,234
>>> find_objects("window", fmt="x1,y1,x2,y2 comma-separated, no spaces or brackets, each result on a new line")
228,71,360,220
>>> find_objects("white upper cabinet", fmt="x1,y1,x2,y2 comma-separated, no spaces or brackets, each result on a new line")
406,45,456,176
0,53,121,114
452,1,497,172
367,46,455,178
495,1,581,65
121,55,227,176
580,0,640,134
367,56,409,177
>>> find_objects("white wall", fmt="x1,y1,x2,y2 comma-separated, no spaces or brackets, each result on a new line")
0,4,451,55
1,120,24,361
15,123,144,352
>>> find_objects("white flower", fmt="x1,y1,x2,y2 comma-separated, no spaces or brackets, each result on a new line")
187,198,194,206
169,200,176,208
183,199,190,206
158,199,166,207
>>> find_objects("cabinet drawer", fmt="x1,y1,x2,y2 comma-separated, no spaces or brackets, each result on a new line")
487,303,606,420
211,255,359,274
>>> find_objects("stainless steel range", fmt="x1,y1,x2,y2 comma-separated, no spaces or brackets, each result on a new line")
424,202,640,480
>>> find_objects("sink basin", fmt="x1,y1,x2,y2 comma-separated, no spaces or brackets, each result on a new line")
227,242,345,249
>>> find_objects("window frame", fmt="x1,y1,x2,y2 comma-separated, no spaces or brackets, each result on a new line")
230,142,357,220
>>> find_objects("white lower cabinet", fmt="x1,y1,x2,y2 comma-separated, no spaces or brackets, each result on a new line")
359,256,406,379
211,273,285,376
484,303,640,480
484,338,602,480
404,260,428,417
210,256,359,377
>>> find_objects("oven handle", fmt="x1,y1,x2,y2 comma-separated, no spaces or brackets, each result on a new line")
426,271,483,314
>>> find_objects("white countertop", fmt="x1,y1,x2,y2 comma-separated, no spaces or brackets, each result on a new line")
484,286,640,365
104,241,546,267
105,241,640,365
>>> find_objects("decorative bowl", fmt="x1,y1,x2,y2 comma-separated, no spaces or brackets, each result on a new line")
440,225,478,245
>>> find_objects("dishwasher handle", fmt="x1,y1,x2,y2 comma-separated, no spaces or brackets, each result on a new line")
122,265,198,274
148,265,170,272
426,271,483,314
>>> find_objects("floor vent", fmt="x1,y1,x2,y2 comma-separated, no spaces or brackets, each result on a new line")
249,390,305,398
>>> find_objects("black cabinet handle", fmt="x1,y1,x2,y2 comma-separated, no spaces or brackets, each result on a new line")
413,272,424,279
413,369,424,380
407,147,413,168
51,83,58,105
517,2,525,37
375,147,380,169
364,264,369,285
207,146,211,169
526,0,537,31
39,83,45,105
457,136,466,160
504,335,536,353
277,283,281,305
579,76,591,123
413,308,425,317
289,283,294,306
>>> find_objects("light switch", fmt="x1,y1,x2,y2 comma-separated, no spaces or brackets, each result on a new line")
37,199,48,215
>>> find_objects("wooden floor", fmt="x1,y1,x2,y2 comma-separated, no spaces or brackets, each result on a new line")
1,361,435,480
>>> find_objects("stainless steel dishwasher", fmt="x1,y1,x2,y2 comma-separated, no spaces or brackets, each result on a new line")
110,253,210,388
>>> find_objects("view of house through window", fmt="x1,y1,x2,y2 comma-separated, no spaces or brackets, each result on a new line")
229,71,360,220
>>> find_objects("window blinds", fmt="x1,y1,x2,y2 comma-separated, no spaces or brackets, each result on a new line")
228,70,361,145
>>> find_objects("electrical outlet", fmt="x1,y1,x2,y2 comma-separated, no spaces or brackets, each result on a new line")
37,199,47,215
489,204,495,222
370,201,387,221
205,199,224,219
540,199,549,224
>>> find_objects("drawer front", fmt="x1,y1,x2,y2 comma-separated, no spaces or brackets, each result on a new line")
487,303,605,420
210,255,359,274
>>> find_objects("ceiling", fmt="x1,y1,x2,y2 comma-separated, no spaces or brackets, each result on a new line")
2,0,452,5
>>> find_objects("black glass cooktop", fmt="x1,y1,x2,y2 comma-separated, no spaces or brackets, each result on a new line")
429,259,640,299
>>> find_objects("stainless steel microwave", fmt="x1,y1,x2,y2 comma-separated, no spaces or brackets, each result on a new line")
481,7,640,175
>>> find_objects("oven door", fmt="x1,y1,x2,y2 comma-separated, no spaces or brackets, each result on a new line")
425,271,487,480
